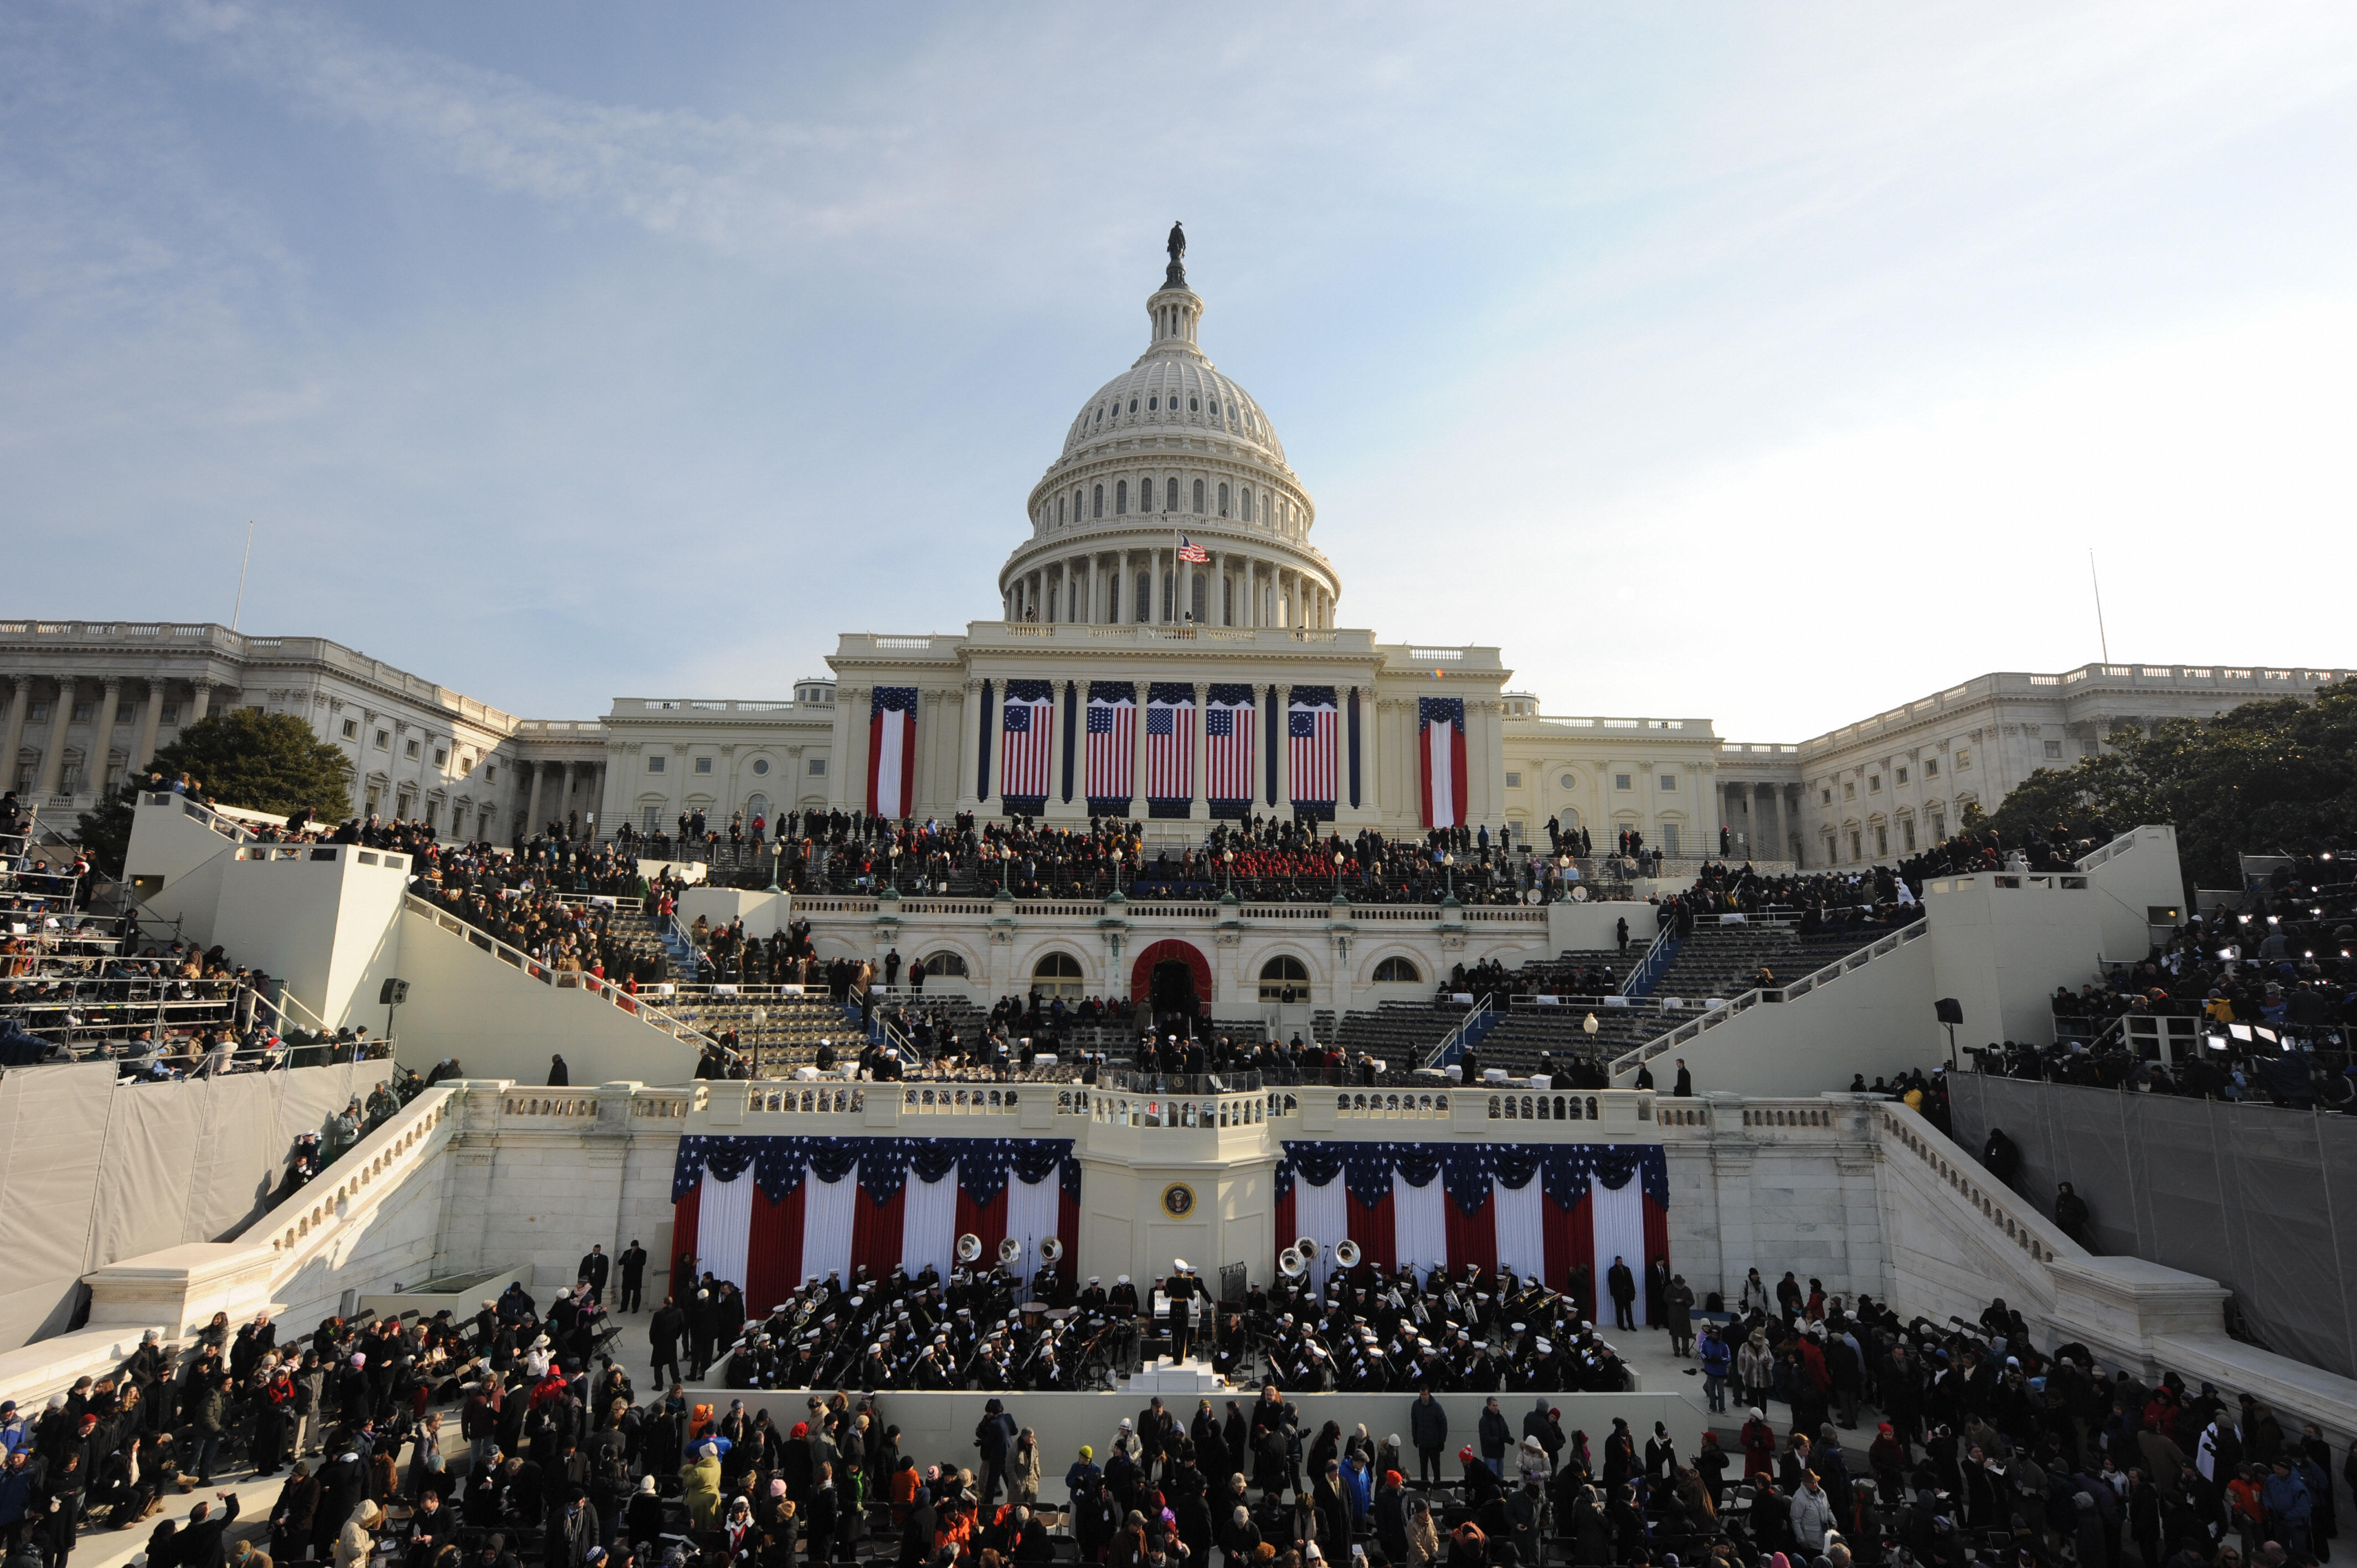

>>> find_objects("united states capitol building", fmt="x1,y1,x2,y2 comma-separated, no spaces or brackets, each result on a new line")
4,240,2353,1474
7,239,2344,865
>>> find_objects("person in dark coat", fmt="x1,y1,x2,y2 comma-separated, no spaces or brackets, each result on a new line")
1605,1258,1636,1332
176,1494,241,1568
1410,1390,1449,1489
576,1247,610,1305
548,1055,569,1087
616,1244,648,1316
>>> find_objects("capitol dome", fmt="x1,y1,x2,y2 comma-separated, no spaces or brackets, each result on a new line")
1001,244,1337,632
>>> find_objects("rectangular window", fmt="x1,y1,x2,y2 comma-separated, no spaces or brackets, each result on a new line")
1504,772,1522,788
1844,781,1856,801
404,739,420,759
693,756,713,775
1896,766,1908,785
1902,819,1916,852
28,703,49,722
434,747,449,767
1658,773,1676,791
1820,788,1832,806
247,705,264,715
485,764,497,782
1849,830,1862,861
809,758,827,776
1660,823,1680,855
1924,757,1939,777
342,719,359,739
1932,811,1946,839
1875,824,1888,857
375,730,390,750
1613,773,1633,792
2043,740,2062,759
1957,748,1972,770
1869,775,1881,793
642,805,661,832
71,702,94,722
647,756,666,773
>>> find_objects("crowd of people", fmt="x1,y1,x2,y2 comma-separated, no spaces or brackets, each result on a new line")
408,844,686,988
1958,851,2356,1108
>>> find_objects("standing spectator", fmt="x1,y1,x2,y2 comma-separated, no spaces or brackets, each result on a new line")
1408,1390,1447,1490
1605,1257,1636,1332
616,1243,647,1316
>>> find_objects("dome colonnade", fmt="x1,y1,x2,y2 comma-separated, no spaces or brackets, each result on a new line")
1000,276,1337,633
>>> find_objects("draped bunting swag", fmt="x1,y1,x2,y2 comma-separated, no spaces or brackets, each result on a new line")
672,1136,1079,1207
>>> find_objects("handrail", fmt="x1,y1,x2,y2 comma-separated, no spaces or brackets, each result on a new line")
141,790,261,846
1608,918,1929,1079
2074,826,2149,873
403,894,734,1061
256,1084,459,1279
1619,922,1676,996
1422,995,1491,1070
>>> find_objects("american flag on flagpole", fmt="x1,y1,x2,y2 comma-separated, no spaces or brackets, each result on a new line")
1146,683,1196,808
1288,685,1339,812
1000,679,1054,806
1206,683,1255,816
1084,683,1135,812
1177,536,1208,564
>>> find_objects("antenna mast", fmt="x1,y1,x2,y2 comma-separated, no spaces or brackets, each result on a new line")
231,522,255,631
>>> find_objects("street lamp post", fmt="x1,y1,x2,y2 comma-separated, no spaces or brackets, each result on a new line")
1334,851,1346,898
1223,848,1234,896
1442,852,1456,901
888,843,901,895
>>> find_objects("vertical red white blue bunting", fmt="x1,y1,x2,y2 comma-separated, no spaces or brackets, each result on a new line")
1288,686,1338,818
1272,1141,1668,1321
671,1136,1082,1307
868,687,918,820
1206,684,1256,818
1084,683,1135,814
1000,680,1055,811
1419,696,1468,829
1146,683,1196,817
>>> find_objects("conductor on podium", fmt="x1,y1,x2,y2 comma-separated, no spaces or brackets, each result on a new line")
1167,1260,1202,1362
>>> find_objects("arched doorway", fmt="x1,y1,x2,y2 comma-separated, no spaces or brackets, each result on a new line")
1129,938,1212,1017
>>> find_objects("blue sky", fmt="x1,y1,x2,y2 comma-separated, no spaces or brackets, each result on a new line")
6,2,2352,739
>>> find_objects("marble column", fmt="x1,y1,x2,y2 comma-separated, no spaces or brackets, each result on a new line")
90,678,122,796
133,681,166,773
524,762,546,834
188,682,215,724
1,679,28,792
1129,679,1149,818
957,680,981,808
1190,682,1210,822
36,679,75,794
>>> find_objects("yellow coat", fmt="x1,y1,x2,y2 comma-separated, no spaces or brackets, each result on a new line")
681,1455,724,1531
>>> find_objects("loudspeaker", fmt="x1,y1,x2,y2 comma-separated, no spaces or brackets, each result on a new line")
380,978,410,1005
1934,997,1963,1025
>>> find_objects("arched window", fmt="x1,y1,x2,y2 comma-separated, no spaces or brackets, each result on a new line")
1135,572,1151,622
1210,399,1219,416
1188,395,1199,411
1241,487,1254,522
923,952,969,977
1165,477,1180,512
1056,496,1065,526
1192,478,1206,514
1115,480,1129,515
1258,955,1311,1002
1217,483,1229,517
1128,398,1138,414
1373,957,1421,983
1191,574,1206,622
1092,485,1104,519
1149,395,1159,411
1031,951,1084,999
